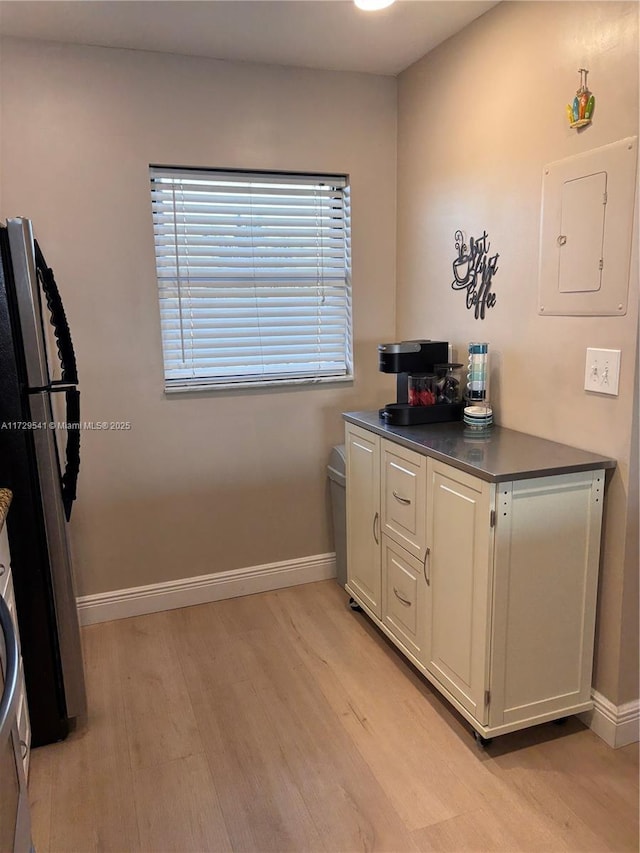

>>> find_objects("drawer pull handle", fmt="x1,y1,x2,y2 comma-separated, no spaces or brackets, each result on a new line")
20,739,28,759
392,491,411,505
393,587,411,606
372,512,379,545
423,547,431,585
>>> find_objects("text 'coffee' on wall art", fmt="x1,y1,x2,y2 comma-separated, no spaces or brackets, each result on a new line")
451,230,499,320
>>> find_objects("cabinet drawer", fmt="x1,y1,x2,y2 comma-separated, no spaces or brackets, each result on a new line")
382,440,427,559
382,537,424,658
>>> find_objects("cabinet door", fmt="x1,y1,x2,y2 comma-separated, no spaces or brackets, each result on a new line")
424,460,494,723
490,471,603,727
345,425,381,618
382,536,425,660
381,440,427,560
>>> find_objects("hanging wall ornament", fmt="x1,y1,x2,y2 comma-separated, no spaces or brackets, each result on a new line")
451,230,498,320
566,68,595,129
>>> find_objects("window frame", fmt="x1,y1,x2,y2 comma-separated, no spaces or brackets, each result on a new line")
149,165,353,394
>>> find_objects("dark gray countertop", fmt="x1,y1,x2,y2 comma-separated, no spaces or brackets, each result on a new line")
343,411,616,483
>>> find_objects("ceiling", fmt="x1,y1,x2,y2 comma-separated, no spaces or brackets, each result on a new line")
0,0,498,76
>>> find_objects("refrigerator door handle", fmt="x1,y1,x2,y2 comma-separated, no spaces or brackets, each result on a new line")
48,386,81,521
34,240,78,385
61,388,80,521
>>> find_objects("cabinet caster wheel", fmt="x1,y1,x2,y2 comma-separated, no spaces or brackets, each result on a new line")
349,597,363,612
553,716,569,726
473,730,493,747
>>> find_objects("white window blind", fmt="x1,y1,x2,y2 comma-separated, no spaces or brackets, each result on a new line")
149,166,352,391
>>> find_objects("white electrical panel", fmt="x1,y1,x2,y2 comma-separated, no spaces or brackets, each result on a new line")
538,137,638,316
558,171,606,293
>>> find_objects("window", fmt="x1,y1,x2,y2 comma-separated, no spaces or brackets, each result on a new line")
149,166,352,392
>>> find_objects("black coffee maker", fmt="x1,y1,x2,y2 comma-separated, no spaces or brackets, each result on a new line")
378,340,464,425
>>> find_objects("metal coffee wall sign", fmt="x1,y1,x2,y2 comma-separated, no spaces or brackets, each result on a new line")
451,230,499,319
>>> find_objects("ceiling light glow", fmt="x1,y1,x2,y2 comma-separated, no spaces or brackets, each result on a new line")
354,0,396,11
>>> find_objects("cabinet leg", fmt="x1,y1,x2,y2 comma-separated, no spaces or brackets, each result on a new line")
349,597,363,612
473,730,493,747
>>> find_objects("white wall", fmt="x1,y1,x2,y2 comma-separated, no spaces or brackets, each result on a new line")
397,1,639,705
0,38,398,595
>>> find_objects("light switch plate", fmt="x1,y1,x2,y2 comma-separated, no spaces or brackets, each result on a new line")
584,348,621,395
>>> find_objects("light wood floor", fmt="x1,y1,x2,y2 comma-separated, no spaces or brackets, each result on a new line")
29,580,639,853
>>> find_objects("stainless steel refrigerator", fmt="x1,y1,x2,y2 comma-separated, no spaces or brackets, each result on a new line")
0,217,86,745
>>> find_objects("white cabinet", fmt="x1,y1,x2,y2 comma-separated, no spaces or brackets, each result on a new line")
345,421,605,741
425,461,494,724
345,425,381,618
381,441,427,560
0,522,31,777
346,425,428,650
381,537,425,661
489,472,603,729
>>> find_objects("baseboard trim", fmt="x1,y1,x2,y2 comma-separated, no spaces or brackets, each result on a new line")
579,690,640,748
77,552,337,626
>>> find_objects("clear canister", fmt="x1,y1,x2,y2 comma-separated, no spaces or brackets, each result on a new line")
435,363,463,404
408,373,437,406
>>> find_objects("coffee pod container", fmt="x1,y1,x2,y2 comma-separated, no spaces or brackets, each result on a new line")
467,342,489,403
